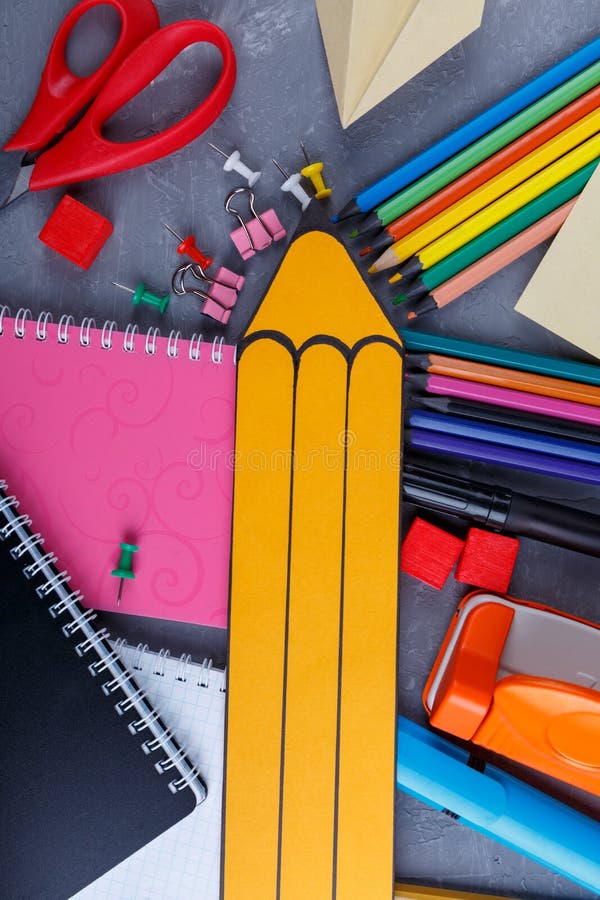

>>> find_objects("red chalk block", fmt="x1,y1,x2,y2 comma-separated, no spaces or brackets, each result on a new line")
455,527,520,594
39,195,113,270
401,516,464,590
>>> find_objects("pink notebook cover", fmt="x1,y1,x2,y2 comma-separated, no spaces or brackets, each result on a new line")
0,315,236,627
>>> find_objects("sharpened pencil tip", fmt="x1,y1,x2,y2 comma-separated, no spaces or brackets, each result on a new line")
367,264,377,275
389,273,402,285
349,229,358,239
407,311,417,320
358,246,371,257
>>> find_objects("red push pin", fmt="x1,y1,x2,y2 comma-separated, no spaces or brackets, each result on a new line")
163,223,214,270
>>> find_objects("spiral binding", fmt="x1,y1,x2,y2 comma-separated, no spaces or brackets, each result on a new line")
0,306,236,365
117,640,226,692
0,479,207,803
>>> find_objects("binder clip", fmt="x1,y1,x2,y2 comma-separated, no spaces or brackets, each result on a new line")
172,263,240,325
225,187,286,260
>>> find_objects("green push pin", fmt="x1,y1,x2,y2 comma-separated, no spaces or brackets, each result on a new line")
111,542,139,606
112,281,170,315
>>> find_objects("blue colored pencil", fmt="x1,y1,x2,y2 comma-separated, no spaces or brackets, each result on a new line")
408,410,600,465
407,427,600,484
334,35,600,221
402,331,600,387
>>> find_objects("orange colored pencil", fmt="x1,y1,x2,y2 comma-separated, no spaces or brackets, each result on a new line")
407,198,577,320
408,352,600,406
362,82,600,258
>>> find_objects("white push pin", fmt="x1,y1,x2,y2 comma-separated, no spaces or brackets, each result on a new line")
272,159,312,212
208,143,261,187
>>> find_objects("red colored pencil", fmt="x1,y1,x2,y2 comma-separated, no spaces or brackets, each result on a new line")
361,83,600,257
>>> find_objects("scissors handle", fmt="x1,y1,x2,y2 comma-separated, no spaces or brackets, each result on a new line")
30,20,237,192
4,0,160,153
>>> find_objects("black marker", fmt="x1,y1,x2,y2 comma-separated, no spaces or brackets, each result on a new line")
403,463,600,557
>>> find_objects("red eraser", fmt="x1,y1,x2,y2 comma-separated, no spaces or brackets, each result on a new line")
401,516,464,590
39,195,113,270
455,527,520,594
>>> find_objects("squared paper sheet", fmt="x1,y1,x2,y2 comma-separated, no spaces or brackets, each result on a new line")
75,646,225,900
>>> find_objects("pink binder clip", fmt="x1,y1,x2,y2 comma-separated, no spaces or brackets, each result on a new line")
172,264,238,324
225,187,286,260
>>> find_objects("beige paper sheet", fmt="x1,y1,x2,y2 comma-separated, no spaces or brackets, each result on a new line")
515,163,600,360
316,0,485,128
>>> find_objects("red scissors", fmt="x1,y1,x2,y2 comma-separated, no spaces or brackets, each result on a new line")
2,0,236,209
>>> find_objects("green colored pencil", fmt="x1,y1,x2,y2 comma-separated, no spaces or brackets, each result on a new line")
392,158,598,306
359,58,600,234
400,329,600,387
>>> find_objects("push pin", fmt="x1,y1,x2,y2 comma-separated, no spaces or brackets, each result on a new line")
272,159,312,211
300,140,332,200
163,224,214,269
172,265,233,325
111,542,139,606
208,143,261,187
225,187,286,260
113,281,170,315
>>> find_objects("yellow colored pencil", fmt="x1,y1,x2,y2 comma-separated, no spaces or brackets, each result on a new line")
369,107,600,272
393,130,600,276
395,885,514,900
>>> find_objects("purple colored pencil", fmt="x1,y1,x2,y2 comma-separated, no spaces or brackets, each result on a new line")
407,427,600,484
418,373,600,426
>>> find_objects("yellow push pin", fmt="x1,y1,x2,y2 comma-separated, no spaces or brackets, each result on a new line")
300,140,332,200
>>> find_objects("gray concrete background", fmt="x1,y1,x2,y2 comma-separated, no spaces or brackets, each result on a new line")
1,0,600,896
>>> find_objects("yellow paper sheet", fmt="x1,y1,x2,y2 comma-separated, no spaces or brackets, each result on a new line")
515,163,600,360
316,0,485,128
223,230,403,900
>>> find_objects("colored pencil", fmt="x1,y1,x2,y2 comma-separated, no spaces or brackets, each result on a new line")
411,394,600,447
367,107,600,274
361,84,600,257
354,57,600,234
406,427,600,485
413,372,600,425
408,410,600,465
404,200,576,319
401,329,600,385
409,352,600,406
395,886,514,900
334,36,600,222
394,132,600,281
391,159,596,298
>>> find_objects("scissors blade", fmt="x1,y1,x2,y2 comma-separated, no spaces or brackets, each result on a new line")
1,164,33,210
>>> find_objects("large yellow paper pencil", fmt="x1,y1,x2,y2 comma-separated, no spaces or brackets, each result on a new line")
370,106,600,272
398,130,600,273
223,228,403,900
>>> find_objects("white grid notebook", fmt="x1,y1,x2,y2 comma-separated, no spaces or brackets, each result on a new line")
75,642,226,900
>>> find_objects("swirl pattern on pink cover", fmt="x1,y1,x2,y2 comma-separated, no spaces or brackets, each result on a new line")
0,319,235,628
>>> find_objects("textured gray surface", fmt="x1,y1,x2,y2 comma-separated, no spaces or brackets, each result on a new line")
1,0,600,897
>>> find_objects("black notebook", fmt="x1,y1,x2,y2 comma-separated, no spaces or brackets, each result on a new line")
0,479,206,899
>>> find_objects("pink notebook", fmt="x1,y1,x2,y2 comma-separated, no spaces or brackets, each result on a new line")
0,312,236,627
